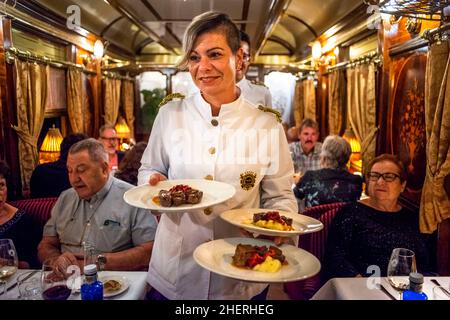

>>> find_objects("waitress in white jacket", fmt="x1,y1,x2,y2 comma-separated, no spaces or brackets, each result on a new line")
138,11,297,300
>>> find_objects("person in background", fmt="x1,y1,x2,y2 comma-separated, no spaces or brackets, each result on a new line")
289,118,322,182
138,11,297,300
38,139,157,273
323,154,433,280
294,135,362,207
236,30,273,107
115,141,148,186
0,161,41,269
98,125,124,173
286,126,299,144
30,133,88,198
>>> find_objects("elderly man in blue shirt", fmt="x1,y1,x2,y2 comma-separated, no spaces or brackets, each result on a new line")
38,138,157,273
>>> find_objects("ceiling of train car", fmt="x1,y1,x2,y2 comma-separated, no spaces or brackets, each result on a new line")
33,0,365,63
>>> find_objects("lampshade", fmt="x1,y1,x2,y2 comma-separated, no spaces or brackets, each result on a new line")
342,128,361,153
114,117,131,140
39,126,63,164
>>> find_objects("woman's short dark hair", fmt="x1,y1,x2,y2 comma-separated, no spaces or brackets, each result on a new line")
0,160,10,181
178,11,240,70
365,154,407,182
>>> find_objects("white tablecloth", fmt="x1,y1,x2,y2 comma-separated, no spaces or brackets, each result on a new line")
311,277,450,300
4,269,148,300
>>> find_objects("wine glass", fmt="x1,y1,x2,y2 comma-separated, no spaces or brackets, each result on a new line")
387,248,416,291
0,239,19,297
40,259,72,300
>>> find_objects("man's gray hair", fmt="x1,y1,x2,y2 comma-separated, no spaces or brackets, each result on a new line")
99,124,116,137
177,11,240,70
320,135,351,169
300,118,319,132
69,138,108,163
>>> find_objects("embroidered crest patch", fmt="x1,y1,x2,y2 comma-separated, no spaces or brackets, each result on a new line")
240,171,257,191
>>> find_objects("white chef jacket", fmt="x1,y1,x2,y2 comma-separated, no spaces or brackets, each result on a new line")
237,77,273,107
138,91,297,300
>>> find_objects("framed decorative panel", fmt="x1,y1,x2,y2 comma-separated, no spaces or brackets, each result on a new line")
389,51,427,206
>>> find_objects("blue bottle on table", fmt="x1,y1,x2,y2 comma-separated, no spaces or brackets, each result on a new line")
81,264,104,300
402,272,428,300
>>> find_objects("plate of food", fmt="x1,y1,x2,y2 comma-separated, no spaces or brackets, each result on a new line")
123,179,236,213
193,237,321,283
220,208,323,237
100,275,129,298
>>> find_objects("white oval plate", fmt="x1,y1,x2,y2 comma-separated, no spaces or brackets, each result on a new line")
220,208,323,237
123,179,236,213
100,275,130,298
193,237,321,283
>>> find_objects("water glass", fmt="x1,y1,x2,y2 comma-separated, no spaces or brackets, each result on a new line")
387,248,416,291
18,271,42,300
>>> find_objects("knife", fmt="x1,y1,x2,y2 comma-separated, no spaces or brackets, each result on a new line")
5,270,39,293
431,279,450,298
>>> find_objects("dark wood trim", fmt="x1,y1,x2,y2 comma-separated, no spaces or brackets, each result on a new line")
254,0,290,57
340,29,377,47
267,36,294,55
0,18,21,198
389,37,428,57
11,20,69,46
437,219,450,275
15,0,134,60
105,0,177,55
135,38,154,55
100,16,125,37
319,3,369,40
286,14,317,38
131,30,142,50
140,0,182,46
241,0,251,32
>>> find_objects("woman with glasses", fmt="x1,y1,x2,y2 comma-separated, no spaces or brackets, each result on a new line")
323,154,433,280
0,161,41,269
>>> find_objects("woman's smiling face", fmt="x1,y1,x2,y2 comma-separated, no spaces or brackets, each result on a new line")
188,31,239,98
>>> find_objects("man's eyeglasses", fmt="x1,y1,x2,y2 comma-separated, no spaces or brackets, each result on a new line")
100,137,118,142
367,172,400,182
243,53,251,62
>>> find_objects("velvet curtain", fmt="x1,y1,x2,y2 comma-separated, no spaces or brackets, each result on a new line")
303,79,316,121
346,63,377,173
66,68,86,133
103,78,121,126
419,41,450,233
12,60,48,192
293,81,304,127
328,69,347,135
122,80,135,140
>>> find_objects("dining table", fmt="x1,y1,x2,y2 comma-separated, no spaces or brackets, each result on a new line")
311,276,450,300
2,269,148,300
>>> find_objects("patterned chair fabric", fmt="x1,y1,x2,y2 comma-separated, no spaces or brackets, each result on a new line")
284,202,349,300
10,197,57,229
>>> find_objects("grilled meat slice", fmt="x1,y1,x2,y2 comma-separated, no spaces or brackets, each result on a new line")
185,189,203,204
159,190,172,207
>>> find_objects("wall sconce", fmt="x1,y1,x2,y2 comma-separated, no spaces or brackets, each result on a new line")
114,117,131,151
93,40,104,59
342,127,362,173
312,41,322,60
39,125,63,164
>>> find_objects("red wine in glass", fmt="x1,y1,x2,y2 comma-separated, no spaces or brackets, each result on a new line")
42,285,71,300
